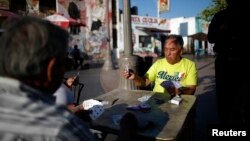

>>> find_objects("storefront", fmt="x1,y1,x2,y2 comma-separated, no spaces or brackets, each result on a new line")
117,15,170,58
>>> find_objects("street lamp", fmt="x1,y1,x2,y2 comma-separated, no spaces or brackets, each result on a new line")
118,0,137,90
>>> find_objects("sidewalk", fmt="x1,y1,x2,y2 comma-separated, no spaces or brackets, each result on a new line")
74,54,218,141
190,55,219,141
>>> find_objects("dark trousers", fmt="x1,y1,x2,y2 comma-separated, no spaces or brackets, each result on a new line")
73,57,84,69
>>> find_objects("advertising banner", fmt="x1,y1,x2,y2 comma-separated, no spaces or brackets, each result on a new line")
26,0,39,15
158,0,170,14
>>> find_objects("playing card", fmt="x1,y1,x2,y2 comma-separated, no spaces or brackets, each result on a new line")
169,96,182,105
137,95,151,102
172,81,181,89
160,81,174,88
82,99,104,120
126,105,141,110
161,81,181,89
126,102,151,112
139,102,151,109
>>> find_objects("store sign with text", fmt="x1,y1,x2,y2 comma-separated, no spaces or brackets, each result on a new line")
131,15,169,28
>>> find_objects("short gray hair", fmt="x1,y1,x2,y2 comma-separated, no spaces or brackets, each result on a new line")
165,34,184,48
0,16,69,81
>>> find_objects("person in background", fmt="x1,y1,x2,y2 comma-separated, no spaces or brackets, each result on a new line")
54,74,93,121
123,34,198,96
53,57,81,113
207,0,249,125
72,45,84,69
54,77,76,108
0,16,138,141
53,57,89,118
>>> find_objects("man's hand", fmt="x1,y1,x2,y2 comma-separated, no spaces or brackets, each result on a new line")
64,76,79,88
122,69,135,80
71,104,92,122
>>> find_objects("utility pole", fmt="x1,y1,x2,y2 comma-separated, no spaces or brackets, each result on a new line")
118,0,137,90
102,0,113,71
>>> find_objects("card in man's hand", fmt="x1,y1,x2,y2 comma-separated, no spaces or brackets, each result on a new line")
160,81,174,88
160,81,181,89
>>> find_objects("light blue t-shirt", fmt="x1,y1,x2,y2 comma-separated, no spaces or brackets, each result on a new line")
54,83,75,105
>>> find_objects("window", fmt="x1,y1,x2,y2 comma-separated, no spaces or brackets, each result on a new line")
139,35,151,48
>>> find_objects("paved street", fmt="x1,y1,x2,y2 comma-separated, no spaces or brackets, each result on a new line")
191,55,219,141
67,54,219,141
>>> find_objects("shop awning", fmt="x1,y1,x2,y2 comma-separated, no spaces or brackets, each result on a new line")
45,14,70,28
136,27,170,33
188,32,207,41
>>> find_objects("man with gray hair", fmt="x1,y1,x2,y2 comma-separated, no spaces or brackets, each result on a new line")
123,34,198,96
0,16,97,141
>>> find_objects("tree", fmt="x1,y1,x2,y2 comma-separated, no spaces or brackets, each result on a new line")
200,0,228,21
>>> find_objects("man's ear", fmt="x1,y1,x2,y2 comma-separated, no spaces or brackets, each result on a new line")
46,58,56,82
44,57,65,94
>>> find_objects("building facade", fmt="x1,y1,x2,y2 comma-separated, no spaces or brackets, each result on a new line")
1,0,213,62
117,15,213,58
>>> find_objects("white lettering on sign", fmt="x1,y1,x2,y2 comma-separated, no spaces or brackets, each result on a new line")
131,16,140,23
131,16,159,25
129,15,169,29
142,17,158,24
212,129,247,136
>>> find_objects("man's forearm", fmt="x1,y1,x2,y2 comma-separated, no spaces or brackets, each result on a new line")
133,75,147,87
69,104,82,113
178,86,196,95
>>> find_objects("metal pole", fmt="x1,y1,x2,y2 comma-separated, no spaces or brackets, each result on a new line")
157,0,160,18
118,0,137,90
123,0,133,57
56,0,58,13
102,0,113,71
